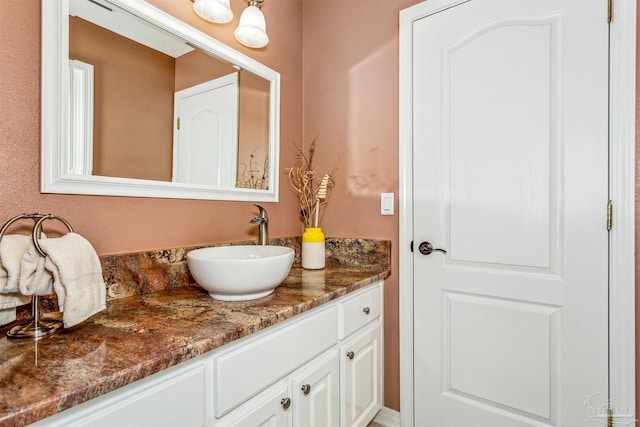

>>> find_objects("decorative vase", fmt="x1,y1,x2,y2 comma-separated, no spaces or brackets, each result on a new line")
302,227,325,269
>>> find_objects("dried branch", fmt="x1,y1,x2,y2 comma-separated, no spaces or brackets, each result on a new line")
237,146,269,189
286,137,335,228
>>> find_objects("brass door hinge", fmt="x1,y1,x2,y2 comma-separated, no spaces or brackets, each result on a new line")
607,200,613,231
177,117,181,130
608,0,612,23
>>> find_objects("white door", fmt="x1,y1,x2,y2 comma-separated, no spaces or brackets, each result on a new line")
407,0,609,425
173,73,238,187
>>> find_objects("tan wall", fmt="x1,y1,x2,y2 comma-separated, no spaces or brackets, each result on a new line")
174,49,237,91
237,70,270,189
70,16,175,181
302,0,422,410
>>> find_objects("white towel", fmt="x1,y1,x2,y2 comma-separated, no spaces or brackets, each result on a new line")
0,293,30,326
0,234,33,326
19,243,54,296
0,309,16,326
0,234,32,293
37,233,106,328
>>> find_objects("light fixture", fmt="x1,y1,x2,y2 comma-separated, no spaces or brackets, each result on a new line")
192,0,233,24
234,0,269,49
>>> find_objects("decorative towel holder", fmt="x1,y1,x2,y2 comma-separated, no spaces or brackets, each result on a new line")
0,213,74,340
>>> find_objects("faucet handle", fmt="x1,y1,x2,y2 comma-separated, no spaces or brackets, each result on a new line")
254,204,268,220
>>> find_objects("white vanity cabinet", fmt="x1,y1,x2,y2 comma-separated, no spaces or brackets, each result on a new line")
31,281,383,427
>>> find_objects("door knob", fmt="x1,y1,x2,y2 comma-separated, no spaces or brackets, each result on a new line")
301,384,311,395
347,351,355,360
418,242,446,255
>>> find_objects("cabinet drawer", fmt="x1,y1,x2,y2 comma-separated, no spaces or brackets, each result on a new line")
338,282,382,339
214,305,338,417
33,360,206,427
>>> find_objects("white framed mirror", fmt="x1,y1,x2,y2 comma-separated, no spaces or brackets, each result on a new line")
42,0,280,201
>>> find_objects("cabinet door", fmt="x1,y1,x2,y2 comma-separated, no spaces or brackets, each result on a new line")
291,350,340,427
340,321,382,427
215,382,291,427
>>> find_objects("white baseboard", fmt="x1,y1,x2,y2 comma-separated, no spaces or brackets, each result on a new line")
373,407,401,426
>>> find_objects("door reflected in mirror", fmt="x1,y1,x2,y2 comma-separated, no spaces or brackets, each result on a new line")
68,1,270,189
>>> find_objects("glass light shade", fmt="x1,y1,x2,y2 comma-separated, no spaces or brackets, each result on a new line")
234,5,269,48
193,0,233,24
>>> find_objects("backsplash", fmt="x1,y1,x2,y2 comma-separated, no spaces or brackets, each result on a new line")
100,237,391,302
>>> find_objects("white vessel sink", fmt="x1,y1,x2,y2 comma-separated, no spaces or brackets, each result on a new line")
187,245,295,301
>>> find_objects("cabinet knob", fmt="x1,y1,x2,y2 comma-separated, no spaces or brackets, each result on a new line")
281,397,291,410
301,384,311,395
347,351,355,360
363,306,370,315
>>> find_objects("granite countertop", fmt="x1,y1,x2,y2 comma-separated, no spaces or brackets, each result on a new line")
0,252,390,426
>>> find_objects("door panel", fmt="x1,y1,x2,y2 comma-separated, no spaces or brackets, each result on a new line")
447,17,555,270
444,292,559,419
410,0,609,425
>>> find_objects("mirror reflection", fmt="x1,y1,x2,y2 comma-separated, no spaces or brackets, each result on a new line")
68,0,270,189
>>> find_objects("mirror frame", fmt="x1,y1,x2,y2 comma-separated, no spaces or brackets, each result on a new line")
42,0,280,201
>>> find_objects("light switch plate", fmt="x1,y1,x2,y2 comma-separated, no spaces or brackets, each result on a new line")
381,193,394,215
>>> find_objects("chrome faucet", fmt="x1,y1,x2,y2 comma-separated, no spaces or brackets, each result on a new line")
249,204,269,245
